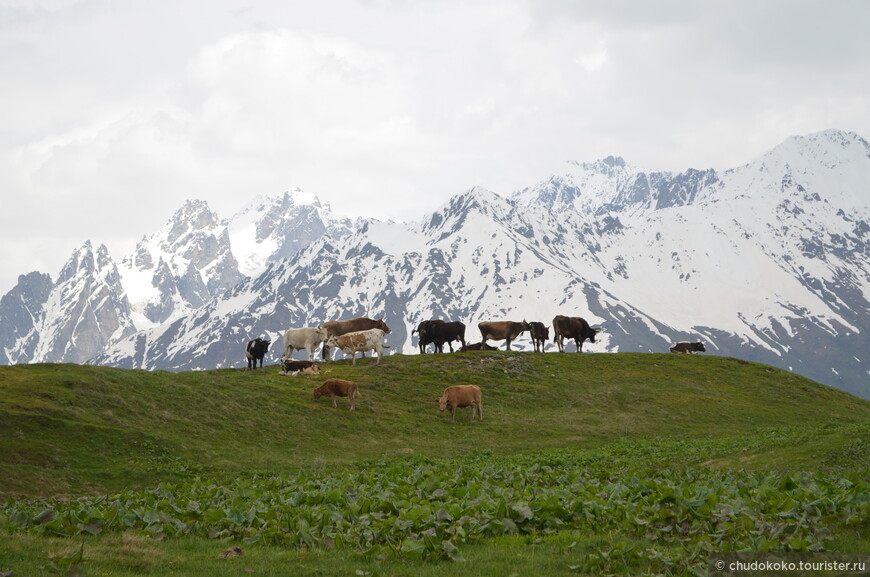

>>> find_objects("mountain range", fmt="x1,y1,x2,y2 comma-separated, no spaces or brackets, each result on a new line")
1,129,867,399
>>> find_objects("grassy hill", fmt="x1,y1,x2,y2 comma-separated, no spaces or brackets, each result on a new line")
2,352,868,499
2,352,869,576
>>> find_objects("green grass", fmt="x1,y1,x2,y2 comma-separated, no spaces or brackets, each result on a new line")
1,352,869,576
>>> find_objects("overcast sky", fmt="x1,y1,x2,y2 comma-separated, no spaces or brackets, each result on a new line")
2,0,869,294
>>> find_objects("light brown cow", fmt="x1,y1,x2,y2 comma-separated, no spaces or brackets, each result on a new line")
322,317,391,360
437,384,483,423
313,379,361,410
325,328,387,365
478,320,531,351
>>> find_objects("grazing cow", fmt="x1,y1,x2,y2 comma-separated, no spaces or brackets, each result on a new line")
464,342,499,351
670,341,706,354
322,317,391,360
529,321,550,353
478,320,531,351
437,384,483,423
325,328,388,365
313,379,361,410
279,360,322,376
552,315,600,353
245,337,270,370
414,319,466,353
282,327,328,361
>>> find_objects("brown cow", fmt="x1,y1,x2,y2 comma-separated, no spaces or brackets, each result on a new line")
322,317,391,360
552,315,599,353
437,384,482,423
478,320,530,351
313,378,361,410
528,321,549,352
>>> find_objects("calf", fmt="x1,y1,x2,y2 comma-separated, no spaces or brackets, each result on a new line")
282,327,328,361
325,328,388,365
529,321,549,353
478,320,531,351
437,384,483,423
670,341,706,354
279,360,322,376
245,337,270,370
313,378,361,410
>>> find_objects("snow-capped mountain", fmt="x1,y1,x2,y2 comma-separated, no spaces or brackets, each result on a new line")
3,129,868,399
3,241,137,364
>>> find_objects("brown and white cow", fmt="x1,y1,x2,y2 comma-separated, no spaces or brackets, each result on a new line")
670,341,706,354
437,384,482,423
279,359,322,376
478,320,530,351
552,315,600,353
529,321,549,353
322,317,391,360
313,379,361,410
325,328,388,365
282,327,328,361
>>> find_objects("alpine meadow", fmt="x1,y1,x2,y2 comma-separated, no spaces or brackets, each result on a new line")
2,352,869,576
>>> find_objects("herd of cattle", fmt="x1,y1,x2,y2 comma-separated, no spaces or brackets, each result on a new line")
243,316,706,420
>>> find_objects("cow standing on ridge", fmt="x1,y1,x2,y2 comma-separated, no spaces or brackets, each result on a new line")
552,315,599,352
245,337,271,370
529,322,549,352
478,320,530,351
322,317,390,360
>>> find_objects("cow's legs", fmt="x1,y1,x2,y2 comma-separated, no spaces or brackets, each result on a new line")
506,338,512,351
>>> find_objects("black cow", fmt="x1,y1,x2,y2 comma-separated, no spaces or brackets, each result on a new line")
552,315,599,353
670,341,706,354
414,320,467,353
529,321,549,352
245,337,271,369
464,342,499,351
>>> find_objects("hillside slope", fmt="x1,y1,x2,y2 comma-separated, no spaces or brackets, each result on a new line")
2,353,868,499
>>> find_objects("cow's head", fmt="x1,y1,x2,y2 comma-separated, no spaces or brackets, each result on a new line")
695,341,706,352
437,396,448,412
375,318,391,333
588,328,600,343
313,387,324,401
521,320,531,331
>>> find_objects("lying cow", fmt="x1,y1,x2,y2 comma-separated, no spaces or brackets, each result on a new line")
529,321,549,352
464,342,499,351
478,320,530,351
245,337,270,370
670,341,706,354
282,326,328,361
322,317,391,360
552,315,600,353
437,384,482,423
279,360,322,376
313,378,361,410
325,328,388,365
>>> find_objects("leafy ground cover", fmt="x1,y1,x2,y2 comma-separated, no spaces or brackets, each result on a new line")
1,354,868,575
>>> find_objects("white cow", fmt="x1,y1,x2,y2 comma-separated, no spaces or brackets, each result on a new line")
325,328,388,365
282,327,329,361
